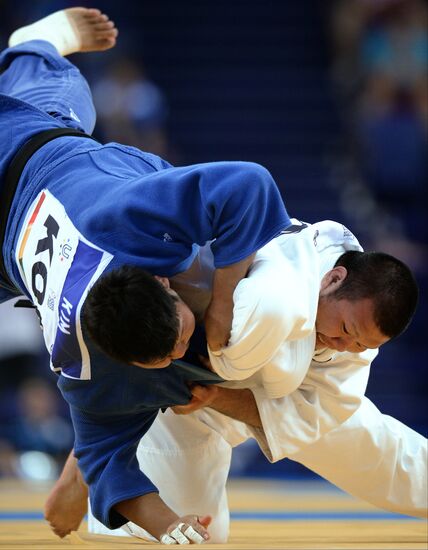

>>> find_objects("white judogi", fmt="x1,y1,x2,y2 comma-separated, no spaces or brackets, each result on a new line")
89,221,427,541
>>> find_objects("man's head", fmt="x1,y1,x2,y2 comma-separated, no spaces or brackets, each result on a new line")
315,251,418,353
82,265,195,368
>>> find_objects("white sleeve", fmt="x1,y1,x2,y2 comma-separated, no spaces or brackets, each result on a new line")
208,252,317,381
208,276,293,380
248,349,376,459
292,397,427,518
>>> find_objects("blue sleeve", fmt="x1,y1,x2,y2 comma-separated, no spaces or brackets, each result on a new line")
70,406,159,529
94,160,291,276
153,161,291,268
194,161,291,267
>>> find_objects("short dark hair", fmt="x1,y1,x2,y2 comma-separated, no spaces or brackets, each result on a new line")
333,251,418,339
82,265,179,364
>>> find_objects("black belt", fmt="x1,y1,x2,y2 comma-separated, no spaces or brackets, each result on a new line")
0,127,98,292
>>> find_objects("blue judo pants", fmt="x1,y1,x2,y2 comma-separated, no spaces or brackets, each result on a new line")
0,39,96,134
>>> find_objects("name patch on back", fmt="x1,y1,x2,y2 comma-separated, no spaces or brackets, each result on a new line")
15,190,113,379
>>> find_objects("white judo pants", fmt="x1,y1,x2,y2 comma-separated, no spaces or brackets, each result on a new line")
88,397,427,541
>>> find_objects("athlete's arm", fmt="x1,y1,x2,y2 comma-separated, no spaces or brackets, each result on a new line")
68,406,210,542
116,493,211,543
172,385,262,428
205,253,255,351
115,161,290,277
45,449,211,542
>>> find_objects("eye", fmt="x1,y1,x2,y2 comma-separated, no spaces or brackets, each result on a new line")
343,324,349,335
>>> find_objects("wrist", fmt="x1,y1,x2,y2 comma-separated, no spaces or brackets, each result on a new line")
115,492,178,540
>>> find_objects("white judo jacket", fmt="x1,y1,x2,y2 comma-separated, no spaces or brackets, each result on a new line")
207,219,377,458
197,221,426,517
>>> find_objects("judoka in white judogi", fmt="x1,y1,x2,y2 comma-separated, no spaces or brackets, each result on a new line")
89,220,427,542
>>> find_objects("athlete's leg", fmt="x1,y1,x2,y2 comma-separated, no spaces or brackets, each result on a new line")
8,8,117,56
292,397,427,518
0,8,117,133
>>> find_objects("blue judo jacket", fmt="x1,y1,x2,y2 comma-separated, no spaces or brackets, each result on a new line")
0,92,291,528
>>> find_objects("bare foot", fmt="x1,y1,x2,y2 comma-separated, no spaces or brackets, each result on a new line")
64,8,118,53
9,7,118,56
44,452,88,538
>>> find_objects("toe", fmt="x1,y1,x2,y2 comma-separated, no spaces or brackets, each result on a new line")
83,8,102,18
95,28,118,40
94,21,115,31
95,36,117,51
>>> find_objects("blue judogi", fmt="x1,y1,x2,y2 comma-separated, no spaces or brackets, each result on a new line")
0,40,291,528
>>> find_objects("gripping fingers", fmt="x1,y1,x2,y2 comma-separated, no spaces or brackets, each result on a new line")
161,522,206,545
170,524,189,544
160,533,177,544
183,525,205,544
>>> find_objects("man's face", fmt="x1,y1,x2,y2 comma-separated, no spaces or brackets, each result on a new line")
132,284,196,369
315,267,390,353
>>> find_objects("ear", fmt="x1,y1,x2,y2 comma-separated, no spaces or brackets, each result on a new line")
320,266,347,296
154,276,171,289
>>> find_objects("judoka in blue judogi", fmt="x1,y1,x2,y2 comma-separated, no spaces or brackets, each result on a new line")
0,21,291,536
